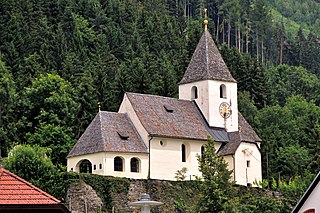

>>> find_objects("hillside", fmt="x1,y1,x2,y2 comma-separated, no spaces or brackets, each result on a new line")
0,0,320,211
267,0,320,37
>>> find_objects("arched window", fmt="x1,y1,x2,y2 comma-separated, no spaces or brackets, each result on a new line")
191,86,198,99
201,145,205,157
220,84,227,98
114,157,124,171
182,144,186,162
130,158,140,173
79,159,92,174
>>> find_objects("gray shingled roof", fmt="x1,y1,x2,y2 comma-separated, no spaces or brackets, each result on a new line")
67,112,148,158
179,30,236,84
238,112,261,142
126,92,228,142
218,112,261,156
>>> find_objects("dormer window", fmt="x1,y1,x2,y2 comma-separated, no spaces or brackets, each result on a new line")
163,104,173,113
117,131,129,140
191,86,198,99
220,84,227,99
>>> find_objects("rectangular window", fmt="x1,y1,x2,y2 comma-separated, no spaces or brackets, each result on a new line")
94,165,96,170
99,163,102,170
182,144,186,162
246,160,250,167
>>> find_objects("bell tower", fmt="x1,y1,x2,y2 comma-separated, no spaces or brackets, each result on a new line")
178,12,238,132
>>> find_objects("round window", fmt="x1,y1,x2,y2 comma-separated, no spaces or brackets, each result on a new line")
159,140,167,147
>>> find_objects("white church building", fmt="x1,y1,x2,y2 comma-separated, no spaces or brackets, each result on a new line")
67,24,262,187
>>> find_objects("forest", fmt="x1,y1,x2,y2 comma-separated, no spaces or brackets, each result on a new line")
0,0,320,211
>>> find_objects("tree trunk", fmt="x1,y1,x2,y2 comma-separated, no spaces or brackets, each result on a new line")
256,32,259,61
216,15,220,40
280,34,284,65
235,24,238,50
241,30,244,52
176,0,178,17
222,18,225,43
0,105,3,127
237,21,241,52
261,39,264,65
227,16,231,48
245,20,249,53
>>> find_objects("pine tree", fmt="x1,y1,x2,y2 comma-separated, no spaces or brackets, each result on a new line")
197,137,233,212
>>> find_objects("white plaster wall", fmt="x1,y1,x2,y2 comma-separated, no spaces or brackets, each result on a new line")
104,152,149,179
118,94,149,146
67,152,149,179
223,155,235,182
67,152,106,175
179,80,238,132
179,80,209,122
208,80,238,132
234,142,262,187
298,182,320,213
149,137,222,180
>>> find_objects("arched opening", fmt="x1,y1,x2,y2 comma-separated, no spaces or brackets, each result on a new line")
201,145,205,157
114,156,124,172
130,157,140,173
79,159,92,174
220,84,227,98
191,86,198,99
182,144,186,162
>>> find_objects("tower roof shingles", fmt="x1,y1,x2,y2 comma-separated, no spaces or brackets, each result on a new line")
179,30,236,84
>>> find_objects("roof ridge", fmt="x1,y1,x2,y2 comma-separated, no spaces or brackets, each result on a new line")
124,113,148,152
100,111,125,114
126,92,191,103
0,168,61,204
205,31,210,79
97,111,105,149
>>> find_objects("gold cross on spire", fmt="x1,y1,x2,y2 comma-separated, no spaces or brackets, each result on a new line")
204,8,208,31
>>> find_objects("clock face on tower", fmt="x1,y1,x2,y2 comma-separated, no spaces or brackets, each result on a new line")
219,102,231,118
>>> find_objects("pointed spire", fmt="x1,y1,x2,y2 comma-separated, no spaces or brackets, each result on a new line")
204,8,208,31
98,102,101,112
179,30,236,84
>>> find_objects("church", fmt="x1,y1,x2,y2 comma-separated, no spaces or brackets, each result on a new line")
67,19,262,187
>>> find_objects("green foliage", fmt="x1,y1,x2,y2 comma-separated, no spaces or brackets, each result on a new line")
268,0,320,35
221,46,269,108
0,0,319,209
275,144,311,179
3,144,59,194
16,74,79,160
261,172,316,207
238,91,258,125
197,137,233,212
175,167,188,181
267,65,320,106
51,172,130,212
26,123,75,165
0,55,16,156
256,95,320,179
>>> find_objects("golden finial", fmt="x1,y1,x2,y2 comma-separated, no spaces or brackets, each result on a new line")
204,8,208,31
98,102,101,111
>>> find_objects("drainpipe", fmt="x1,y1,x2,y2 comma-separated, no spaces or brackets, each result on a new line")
147,136,153,179
232,154,236,182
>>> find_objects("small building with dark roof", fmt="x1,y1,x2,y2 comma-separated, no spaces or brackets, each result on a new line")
67,25,262,186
